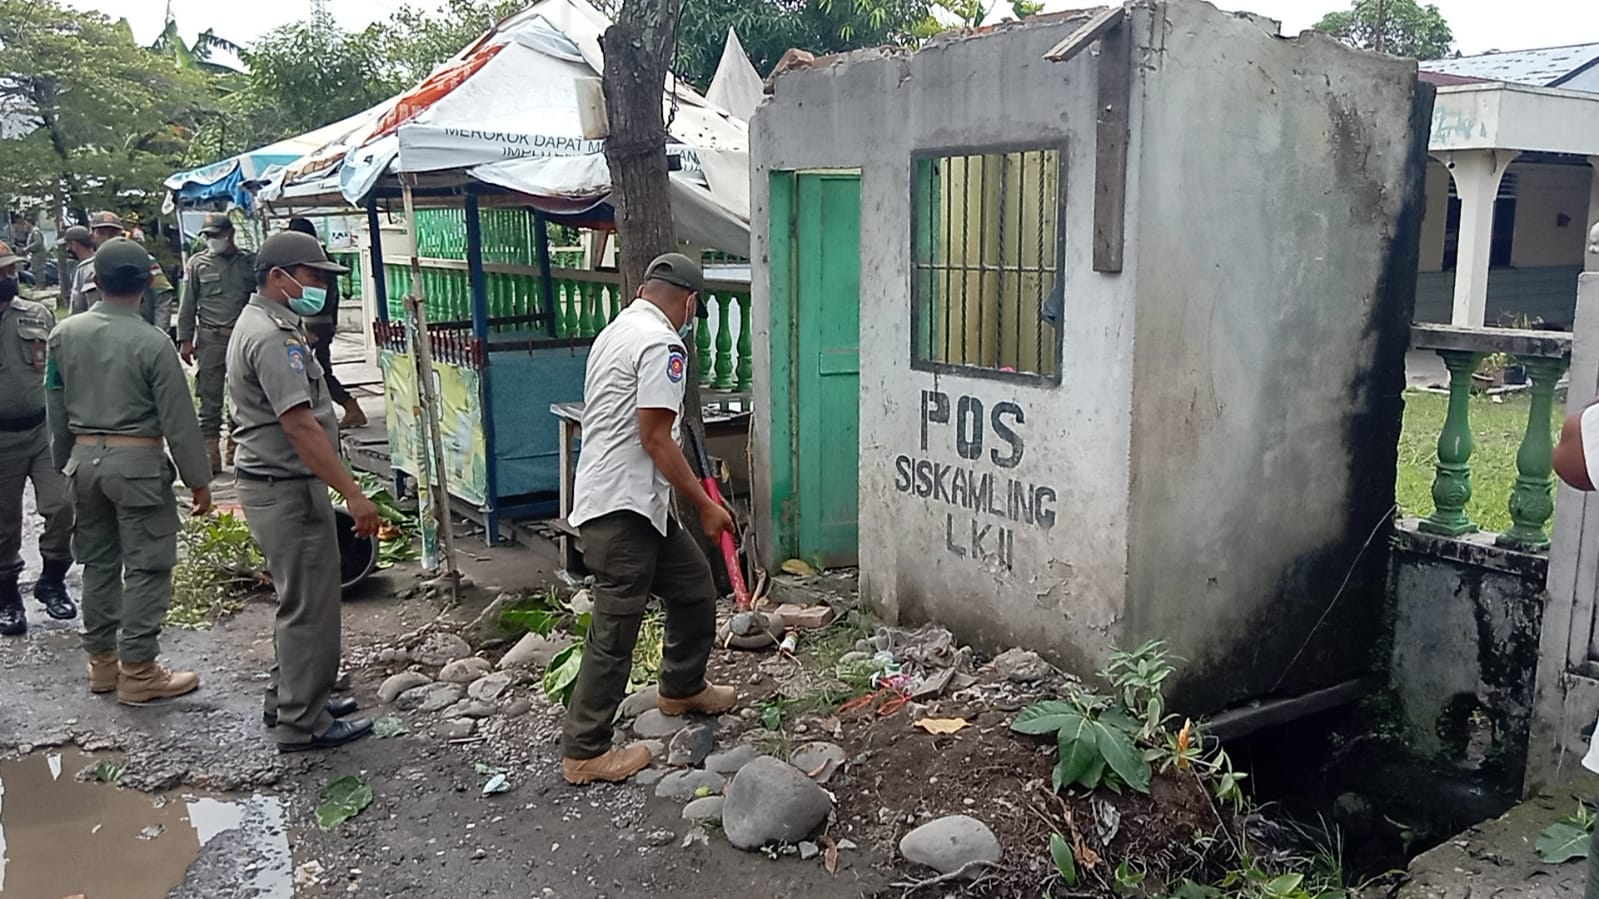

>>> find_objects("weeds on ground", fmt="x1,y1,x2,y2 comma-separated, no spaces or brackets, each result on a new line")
1536,802,1594,863
168,512,264,628
502,588,663,707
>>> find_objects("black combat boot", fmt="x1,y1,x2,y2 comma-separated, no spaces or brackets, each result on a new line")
34,558,77,620
0,575,25,636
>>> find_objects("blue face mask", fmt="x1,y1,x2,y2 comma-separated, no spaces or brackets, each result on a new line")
677,296,696,339
285,271,327,316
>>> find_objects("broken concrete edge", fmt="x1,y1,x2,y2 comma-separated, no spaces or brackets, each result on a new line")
1410,322,1572,360
1393,518,1551,580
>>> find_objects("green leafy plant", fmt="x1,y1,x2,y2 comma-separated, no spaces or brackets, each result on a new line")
316,775,373,830
1012,698,1150,793
1048,832,1077,886
170,512,266,628
91,761,124,784
514,590,661,707
1537,802,1595,863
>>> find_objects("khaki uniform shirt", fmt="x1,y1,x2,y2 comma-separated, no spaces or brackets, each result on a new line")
44,302,210,485
226,294,339,478
69,252,174,333
0,298,55,422
178,248,255,343
568,301,688,536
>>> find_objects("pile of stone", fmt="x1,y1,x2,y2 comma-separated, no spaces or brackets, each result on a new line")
373,631,541,741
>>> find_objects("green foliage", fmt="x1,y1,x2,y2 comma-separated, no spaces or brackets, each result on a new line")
0,0,213,217
1313,0,1453,60
315,775,373,830
91,761,124,784
169,512,265,628
1049,832,1077,886
361,0,527,89
508,589,661,707
229,13,391,151
1537,803,1595,863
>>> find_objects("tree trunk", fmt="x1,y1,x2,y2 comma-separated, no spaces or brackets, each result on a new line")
601,0,726,590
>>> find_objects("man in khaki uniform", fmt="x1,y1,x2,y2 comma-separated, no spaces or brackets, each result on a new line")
180,213,255,473
12,217,46,287
229,230,378,752
0,241,76,637
46,238,213,702
74,213,175,332
561,253,737,785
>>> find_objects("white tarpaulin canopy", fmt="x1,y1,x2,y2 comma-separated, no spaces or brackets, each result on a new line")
261,0,750,255
706,28,763,123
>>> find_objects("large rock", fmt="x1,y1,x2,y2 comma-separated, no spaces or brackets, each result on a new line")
632,709,688,739
993,648,1050,683
681,796,724,823
467,671,515,703
704,745,761,776
439,657,494,684
414,633,473,668
653,770,725,801
433,718,477,740
415,684,465,714
394,685,433,711
617,686,660,720
497,632,573,670
721,757,833,850
899,815,1002,875
378,671,432,704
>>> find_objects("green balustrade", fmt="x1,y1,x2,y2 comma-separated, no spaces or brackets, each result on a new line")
1498,356,1570,551
1420,349,1481,537
735,292,753,392
696,312,714,387
713,293,735,389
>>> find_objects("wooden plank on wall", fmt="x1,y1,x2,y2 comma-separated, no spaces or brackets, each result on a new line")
1043,5,1125,63
1093,20,1131,274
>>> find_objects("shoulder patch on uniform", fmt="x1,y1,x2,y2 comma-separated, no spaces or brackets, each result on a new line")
286,343,306,374
666,348,687,383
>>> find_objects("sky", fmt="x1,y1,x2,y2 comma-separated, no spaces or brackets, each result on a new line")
74,0,1592,59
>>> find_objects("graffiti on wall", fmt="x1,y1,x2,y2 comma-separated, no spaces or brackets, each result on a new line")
892,389,1057,572
380,350,489,507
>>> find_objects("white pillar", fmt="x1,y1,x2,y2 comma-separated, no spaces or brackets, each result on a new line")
1449,148,1518,326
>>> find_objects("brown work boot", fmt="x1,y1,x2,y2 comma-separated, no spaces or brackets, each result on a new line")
87,652,118,694
339,398,368,429
206,439,221,474
657,684,738,717
117,660,200,706
562,745,652,785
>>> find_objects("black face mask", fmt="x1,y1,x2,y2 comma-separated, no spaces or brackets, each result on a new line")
0,278,17,303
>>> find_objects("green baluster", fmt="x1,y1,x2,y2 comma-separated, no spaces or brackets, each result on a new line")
696,305,714,387
735,293,753,392
1499,356,1570,550
1421,349,1483,536
559,281,574,337
713,292,734,389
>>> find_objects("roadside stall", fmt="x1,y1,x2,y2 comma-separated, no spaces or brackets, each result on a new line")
260,0,753,544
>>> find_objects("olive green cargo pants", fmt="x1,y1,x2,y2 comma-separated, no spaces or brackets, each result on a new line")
562,511,717,760
237,476,340,743
68,443,179,662
0,424,74,578
194,327,230,440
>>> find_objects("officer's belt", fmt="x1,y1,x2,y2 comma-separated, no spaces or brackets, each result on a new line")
75,434,162,447
200,324,235,336
0,411,46,432
234,468,315,483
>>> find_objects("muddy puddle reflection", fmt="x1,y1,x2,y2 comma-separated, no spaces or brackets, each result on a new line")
0,749,292,898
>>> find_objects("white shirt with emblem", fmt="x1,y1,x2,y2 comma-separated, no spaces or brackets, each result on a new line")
568,300,689,536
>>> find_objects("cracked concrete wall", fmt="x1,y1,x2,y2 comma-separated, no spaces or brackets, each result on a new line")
751,0,1432,710
1122,1,1431,710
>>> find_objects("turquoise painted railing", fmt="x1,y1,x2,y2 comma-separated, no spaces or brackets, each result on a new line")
1411,324,1573,552
382,256,754,392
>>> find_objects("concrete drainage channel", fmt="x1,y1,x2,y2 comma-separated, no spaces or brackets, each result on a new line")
0,749,293,898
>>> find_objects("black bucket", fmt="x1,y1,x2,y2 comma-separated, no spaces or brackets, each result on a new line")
333,505,379,594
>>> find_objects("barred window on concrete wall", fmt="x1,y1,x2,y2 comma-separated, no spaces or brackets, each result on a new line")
912,147,1064,382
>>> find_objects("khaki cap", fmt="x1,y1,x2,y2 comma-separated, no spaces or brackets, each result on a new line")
645,252,707,318
93,237,153,284
199,213,233,236
255,230,348,275
0,241,20,269
89,210,126,232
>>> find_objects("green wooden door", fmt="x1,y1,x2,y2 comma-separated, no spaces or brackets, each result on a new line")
769,171,862,566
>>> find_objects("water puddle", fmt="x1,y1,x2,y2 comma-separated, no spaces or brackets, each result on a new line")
0,749,292,898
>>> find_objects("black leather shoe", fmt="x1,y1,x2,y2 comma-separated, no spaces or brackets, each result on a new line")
263,696,361,728
0,600,24,637
0,576,25,637
34,559,77,620
278,717,374,753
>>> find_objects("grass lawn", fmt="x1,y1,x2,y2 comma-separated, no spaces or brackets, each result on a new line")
1396,389,1559,534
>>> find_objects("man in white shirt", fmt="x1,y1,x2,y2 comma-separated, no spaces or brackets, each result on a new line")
561,253,738,785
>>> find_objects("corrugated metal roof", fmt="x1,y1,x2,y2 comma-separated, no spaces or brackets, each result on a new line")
1421,42,1599,87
